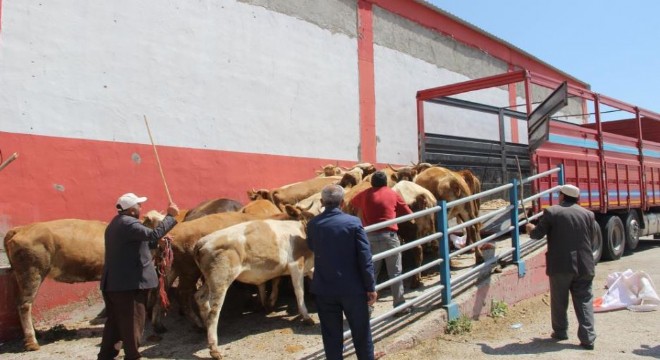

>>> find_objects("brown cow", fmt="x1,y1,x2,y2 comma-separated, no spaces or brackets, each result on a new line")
193,206,315,360
392,181,437,288
456,169,482,210
414,167,483,263
315,164,343,177
387,164,418,183
4,219,107,351
183,198,242,221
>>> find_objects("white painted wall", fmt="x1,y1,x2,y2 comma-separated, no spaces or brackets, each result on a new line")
374,45,511,164
0,0,360,160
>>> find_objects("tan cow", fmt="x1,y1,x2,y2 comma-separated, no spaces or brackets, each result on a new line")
414,167,483,262
239,199,281,217
295,192,324,216
193,206,315,360
315,164,344,177
248,176,341,211
3,219,107,351
387,164,418,183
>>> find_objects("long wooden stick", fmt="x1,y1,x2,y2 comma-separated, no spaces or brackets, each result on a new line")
144,115,173,203
0,152,19,172
515,155,530,223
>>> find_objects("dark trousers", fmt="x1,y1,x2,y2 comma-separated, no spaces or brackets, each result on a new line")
98,289,149,360
315,294,374,360
549,273,596,344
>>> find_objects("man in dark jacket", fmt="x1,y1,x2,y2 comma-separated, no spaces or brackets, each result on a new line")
307,185,379,360
525,184,596,350
98,192,179,360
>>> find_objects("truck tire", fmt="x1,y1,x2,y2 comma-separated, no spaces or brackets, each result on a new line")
592,220,603,264
621,211,640,251
600,215,625,260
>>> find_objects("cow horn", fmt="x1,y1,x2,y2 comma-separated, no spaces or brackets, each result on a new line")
387,163,399,172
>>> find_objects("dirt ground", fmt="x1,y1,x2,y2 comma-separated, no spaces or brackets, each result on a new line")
384,239,660,360
2,236,659,359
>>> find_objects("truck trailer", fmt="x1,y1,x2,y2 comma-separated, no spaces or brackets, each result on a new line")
416,69,660,263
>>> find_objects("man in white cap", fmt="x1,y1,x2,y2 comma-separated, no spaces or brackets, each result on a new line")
98,193,179,360
525,184,596,350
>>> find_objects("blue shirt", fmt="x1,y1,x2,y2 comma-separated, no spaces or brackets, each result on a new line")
306,207,376,296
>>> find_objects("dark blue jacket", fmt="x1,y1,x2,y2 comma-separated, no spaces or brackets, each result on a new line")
306,207,375,296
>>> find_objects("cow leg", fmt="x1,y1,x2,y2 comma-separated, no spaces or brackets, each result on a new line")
178,270,204,329
267,277,281,311
13,266,46,351
408,245,423,289
257,283,269,312
288,258,313,325
151,269,178,333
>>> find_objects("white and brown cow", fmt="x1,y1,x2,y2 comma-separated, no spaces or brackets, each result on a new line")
3,219,107,351
194,206,315,360
414,166,483,262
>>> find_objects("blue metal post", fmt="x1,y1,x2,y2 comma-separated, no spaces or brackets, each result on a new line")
558,164,565,185
509,178,525,277
437,200,459,320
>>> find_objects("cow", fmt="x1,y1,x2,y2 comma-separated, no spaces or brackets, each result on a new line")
387,164,418,183
337,167,364,188
295,192,324,216
414,167,483,263
315,164,343,177
183,198,243,221
247,176,341,211
144,204,312,332
246,189,272,202
3,219,107,351
392,181,437,288
193,205,315,360
456,169,482,210
239,199,282,216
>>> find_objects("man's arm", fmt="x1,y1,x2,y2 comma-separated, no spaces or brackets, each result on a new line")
526,209,551,240
354,223,376,293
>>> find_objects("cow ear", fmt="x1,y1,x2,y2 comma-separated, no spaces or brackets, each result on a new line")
284,204,299,218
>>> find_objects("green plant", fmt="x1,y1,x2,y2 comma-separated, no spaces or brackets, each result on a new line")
445,315,472,335
490,299,508,318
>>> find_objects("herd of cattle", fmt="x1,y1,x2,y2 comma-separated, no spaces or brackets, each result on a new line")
3,162,484,359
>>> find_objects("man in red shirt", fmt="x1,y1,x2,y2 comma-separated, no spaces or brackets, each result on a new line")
350,171,412,315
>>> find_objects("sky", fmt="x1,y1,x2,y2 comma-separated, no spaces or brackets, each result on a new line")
428,1,660,114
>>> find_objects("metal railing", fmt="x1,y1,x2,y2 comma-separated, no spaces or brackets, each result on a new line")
341,165,564,341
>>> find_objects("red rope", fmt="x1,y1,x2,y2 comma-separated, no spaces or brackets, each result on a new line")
156,236,174,313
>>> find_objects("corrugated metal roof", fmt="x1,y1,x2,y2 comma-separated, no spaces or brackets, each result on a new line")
413,0,590,89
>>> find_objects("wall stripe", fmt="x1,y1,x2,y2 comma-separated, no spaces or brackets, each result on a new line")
357,0,377,163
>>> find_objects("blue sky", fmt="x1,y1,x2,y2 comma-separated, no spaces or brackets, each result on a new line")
429,1,660,114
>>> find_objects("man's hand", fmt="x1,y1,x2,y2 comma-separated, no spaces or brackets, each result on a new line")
367,291,378,306
525,223,535,234
167,202,179,217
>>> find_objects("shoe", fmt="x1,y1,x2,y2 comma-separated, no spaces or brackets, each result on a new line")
393,307,412,317
579,343,594,350
550,332,568,340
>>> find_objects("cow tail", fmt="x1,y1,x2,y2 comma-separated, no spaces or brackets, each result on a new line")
3,229,19,267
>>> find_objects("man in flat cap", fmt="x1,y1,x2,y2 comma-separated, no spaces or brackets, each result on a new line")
525,184,596,350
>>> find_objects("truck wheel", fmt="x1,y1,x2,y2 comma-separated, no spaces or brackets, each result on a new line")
621,212,640,251
600,215,625,260
592,220,603,264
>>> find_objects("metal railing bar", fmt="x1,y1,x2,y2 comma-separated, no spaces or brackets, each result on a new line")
375,258,444,291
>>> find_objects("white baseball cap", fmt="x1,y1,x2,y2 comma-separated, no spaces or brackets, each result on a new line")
560,184,580,198
116,192,147,211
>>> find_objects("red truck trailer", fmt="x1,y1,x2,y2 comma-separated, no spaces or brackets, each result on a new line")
416,70,660,263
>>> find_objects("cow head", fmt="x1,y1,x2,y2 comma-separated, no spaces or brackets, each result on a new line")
247,189,272,202
282,204,316,223
316,164,343,177
387,164,417,183
412,162,437,175
338,168,363,188
142,210,166,229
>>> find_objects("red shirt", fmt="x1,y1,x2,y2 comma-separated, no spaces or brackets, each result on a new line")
350,186,412,231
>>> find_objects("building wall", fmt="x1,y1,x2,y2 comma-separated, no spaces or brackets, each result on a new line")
0,0,589,342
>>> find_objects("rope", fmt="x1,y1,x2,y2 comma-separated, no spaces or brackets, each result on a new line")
156,235,174,313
